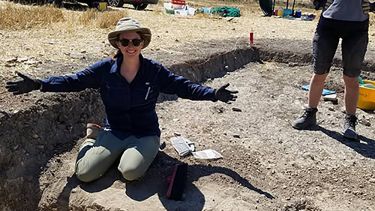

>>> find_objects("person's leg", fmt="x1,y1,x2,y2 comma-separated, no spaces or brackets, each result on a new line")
293,17,339,129
343,75,359,115
117,135,160,181
75,131,127,182
342,75,359,139
308,73,329,108
341,22,368,114
309,17,339,109
340,20,368,139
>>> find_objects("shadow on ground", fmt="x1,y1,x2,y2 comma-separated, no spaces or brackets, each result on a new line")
317,126,375,159
54,151,273,210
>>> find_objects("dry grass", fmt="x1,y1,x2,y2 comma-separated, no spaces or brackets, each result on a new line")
0,0,372,34
79,9,127,28
0,1,127,30
0,2,64,29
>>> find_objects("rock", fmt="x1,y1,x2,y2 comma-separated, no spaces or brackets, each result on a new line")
359,119,371,127
5,57,17,63
5,63,16,67
70,53,85,60
232,107,242,112
24,59,41,66
17,57,28,62
212,106,225,113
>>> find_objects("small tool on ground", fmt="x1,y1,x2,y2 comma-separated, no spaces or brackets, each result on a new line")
166,163,188,200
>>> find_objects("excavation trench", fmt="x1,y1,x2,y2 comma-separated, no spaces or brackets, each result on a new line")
0,39,374,210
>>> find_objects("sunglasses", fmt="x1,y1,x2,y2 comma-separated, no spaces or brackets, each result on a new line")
118,38,143,47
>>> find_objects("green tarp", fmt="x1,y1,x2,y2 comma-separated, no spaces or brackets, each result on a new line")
211,6,241,17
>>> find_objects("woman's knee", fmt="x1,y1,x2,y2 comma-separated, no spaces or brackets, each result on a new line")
75,167,101,183
75,172,98,183
75,161,102,183
118,165,146,181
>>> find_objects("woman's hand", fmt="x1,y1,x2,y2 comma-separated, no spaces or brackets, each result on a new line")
214,83,238,103
6,71,41,95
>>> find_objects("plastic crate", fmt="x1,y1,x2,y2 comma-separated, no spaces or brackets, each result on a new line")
357,80,375,110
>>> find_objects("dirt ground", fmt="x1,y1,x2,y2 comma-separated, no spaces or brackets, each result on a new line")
1,1,375,211
38,62,375,211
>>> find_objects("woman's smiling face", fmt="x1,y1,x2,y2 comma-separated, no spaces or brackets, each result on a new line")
117,31,144,58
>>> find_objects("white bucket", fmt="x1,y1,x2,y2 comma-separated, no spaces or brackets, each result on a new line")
174,9,188,16
187,7,195,16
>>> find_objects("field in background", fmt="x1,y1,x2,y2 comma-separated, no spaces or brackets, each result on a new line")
0,1,128,29
0,0,322,30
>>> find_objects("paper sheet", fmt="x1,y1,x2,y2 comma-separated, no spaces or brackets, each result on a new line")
192,149,223,160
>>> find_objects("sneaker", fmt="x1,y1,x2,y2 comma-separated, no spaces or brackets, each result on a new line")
292,108,318,130
342,114,358,140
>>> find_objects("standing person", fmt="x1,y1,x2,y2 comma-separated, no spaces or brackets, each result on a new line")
5,17,238,183
292,0,373,140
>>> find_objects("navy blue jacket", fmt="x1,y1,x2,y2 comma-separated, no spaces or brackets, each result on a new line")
40,55,217,137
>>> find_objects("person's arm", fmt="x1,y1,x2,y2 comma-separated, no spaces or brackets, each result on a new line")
157,65,237,103
6,59,110,95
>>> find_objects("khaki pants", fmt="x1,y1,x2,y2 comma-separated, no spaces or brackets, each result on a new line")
75,130,160,182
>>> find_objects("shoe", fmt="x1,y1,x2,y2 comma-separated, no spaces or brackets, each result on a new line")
86,123,102,139
342,114,358,140
292,108,318,130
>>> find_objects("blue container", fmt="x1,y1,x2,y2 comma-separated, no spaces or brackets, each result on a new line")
295,9,302,18
283,9,293,17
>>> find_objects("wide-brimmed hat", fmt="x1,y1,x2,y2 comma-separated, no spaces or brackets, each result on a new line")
108,17,151,49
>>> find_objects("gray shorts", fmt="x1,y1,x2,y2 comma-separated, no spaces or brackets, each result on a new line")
313,16,369,77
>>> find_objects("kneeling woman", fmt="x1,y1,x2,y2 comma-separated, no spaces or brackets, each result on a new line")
6,17,237,182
